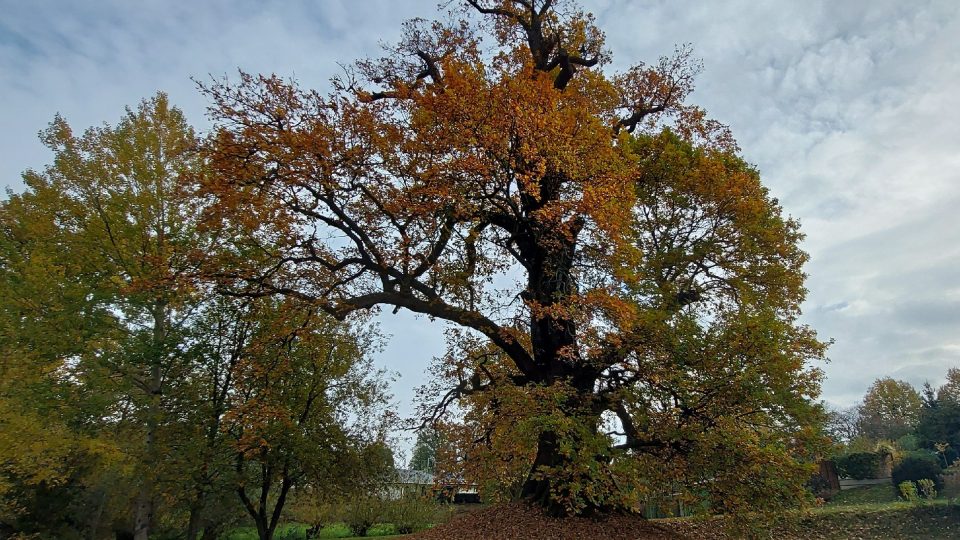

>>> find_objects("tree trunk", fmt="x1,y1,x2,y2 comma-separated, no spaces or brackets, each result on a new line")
133,389,159,540
87,490,106,540
132,421,155,540
185,496,204,540
255,518,271,540
516,222,605,516
519,401,605,516
521,431,562,507
134,302,167,540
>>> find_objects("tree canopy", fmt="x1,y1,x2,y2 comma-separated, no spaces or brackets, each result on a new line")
859,377,923,441
0,95,390,540
200,0,827,517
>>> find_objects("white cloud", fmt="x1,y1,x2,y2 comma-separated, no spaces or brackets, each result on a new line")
3,0,960,423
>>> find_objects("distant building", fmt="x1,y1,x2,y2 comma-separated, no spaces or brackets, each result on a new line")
384,469,479,503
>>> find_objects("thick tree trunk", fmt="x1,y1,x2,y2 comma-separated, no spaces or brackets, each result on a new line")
520,431,562,506
519,400,606,516
516,221,607,516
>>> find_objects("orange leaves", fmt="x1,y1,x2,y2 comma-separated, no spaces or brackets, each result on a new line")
196,0,829,519
613,45,700,134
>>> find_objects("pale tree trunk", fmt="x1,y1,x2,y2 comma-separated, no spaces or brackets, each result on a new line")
134,302,167,540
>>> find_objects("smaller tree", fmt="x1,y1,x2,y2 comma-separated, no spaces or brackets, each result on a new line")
223,298,388,540
937,369,960,404
824,405,863,444
916,378,960,465
859,378,922,441
409,427,442,473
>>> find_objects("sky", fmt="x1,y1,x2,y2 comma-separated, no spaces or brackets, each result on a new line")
3,0,960,450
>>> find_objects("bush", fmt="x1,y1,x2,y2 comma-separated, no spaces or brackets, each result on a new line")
303,502,344,539
835,452,883,479
899,481,919,503
344,496,384,537
892,456,943,491
903,449,940,464
384,496,444,534
918,478,938,500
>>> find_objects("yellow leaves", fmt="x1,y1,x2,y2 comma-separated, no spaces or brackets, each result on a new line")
192,1,828,520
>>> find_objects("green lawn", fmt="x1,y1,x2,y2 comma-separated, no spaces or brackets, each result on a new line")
787,485,960,539
224,490,960,539
825,484,899,507
797,501,960,539
224,522,404,540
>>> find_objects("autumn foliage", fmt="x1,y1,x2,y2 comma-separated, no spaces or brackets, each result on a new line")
199,0,827,518
0,96,391,540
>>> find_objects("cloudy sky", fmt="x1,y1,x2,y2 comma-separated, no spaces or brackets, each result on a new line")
3,0,959,439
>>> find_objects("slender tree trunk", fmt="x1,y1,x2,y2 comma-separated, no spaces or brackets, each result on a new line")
87,490,106,540
255,518,271,540
185,495,204,540
133,410,157,539
134,302,167,540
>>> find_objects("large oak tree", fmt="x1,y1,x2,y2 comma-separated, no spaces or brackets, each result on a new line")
201,0,827,516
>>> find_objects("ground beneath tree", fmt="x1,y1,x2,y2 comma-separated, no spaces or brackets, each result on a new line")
410,501,960,539
410,503,711,540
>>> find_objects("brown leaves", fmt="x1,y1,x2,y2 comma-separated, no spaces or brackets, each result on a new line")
412,502,690,540
200,0,827,519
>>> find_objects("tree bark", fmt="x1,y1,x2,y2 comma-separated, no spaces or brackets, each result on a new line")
515,218,607,515
134,302,167,540
185,495,204,540
521,431,562,506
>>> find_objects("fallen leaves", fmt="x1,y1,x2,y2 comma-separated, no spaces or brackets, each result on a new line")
410,502,960,540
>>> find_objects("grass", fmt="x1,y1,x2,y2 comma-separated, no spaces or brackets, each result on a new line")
794,500,960,539
824,483,899,507
783,485,960,538
223,522,403,540
225,488,960,539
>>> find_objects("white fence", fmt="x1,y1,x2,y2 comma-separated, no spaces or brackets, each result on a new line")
838,477,891,490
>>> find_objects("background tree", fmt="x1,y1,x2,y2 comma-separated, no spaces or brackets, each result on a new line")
201,0,827,517
18,93,210,540
409,427,442,473
937,368,960,403
1,94,391,539
825,405,864,445
916,376,960,465
859,377,922,441
223,297,388,540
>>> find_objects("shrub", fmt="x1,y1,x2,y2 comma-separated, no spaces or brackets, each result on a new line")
899,481,919,503
384,496,443,534
275,528,307,540
917,478,938,500
304,502,344,539
835,452,882,479
874,440,897,458
892,456,943,491
344,496,384,537
903,449,939,464
896,434,919,452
